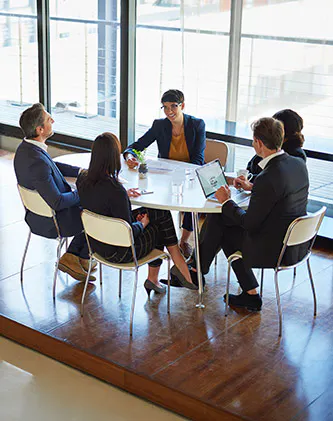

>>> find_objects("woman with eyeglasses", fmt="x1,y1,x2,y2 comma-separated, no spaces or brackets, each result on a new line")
123,89,206,259
77,132,198,296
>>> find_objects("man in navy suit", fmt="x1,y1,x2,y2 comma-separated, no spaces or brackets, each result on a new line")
14,103,96,282
182,117,309,310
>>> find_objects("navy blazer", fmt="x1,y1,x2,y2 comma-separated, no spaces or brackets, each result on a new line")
124,114,206,165
14,140,83,238
223,153,309,268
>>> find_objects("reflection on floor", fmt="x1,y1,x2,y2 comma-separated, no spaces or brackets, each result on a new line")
0,337,186,421
1,148,333,421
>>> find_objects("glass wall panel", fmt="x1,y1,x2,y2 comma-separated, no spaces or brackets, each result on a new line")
49,0,120,139
239,0,333,146
135,0,230,148
0,1,38,127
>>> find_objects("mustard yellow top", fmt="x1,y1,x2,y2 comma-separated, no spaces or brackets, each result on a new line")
168,131,190,162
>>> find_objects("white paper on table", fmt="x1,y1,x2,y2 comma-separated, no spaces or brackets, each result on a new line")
146,159,173,173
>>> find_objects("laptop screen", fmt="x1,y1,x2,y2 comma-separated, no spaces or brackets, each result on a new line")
196,159,228,198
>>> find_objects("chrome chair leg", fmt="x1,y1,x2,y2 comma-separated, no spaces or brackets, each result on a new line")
52,237,63,299
118,270,122,298
81,258,93,316
273,269,283,337
130,269,139,337
293,267,297,284
20,230,31,284
307,259,317,316
225,260,232,316
99,262,102,285
167,256,171,314
260,269,264,296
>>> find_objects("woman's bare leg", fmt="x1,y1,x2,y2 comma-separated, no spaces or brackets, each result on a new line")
167,244,194,285
147,266,165,288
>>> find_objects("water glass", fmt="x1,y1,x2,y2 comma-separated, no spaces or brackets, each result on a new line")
172,170,184,196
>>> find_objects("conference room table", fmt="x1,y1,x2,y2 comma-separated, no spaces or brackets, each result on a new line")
55,153,246,308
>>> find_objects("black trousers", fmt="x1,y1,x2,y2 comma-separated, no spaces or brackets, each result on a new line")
182,212,193,231
197,213,259,291
67,232,89,259
107,208,178,268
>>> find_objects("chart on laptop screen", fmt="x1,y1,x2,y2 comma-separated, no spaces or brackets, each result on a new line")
197,160,227,197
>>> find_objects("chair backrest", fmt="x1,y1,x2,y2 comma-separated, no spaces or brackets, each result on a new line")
81,209,133,248
17,184,53,218
204,139,229,167
283,207,327,247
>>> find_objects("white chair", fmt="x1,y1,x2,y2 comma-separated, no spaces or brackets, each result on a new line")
204,139,229,167
224,207,326,337
81,209,171,337
17,184,67,299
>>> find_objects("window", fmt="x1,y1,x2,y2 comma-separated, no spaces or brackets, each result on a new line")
49,0,120,140
239,0,333,144
135,0,230,140
0,1,38,127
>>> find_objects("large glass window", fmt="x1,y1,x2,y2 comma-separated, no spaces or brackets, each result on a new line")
239,0,333,145
0,1,38,127
49,0,120,139
135,0,230,142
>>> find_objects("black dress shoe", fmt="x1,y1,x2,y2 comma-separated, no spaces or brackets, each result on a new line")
188,269,205,289
144,279,166,298
170,266,198,290
224,291,262,311
160,274,184,288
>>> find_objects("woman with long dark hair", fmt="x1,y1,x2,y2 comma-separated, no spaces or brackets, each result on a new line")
77,132,197,294
246,109,306,180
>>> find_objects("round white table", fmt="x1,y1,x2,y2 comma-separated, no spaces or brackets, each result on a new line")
55,153,226,308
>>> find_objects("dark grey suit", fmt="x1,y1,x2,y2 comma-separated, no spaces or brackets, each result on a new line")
199,153,309,291
14,140,88,258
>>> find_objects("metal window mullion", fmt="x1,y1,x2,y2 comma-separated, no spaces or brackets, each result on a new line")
226,0,243,122
120,0,136,150
37,0,51,111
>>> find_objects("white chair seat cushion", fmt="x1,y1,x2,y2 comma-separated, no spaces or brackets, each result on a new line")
91,248,168,270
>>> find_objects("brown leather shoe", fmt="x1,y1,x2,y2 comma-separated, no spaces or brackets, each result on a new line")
59,253,96,282
79,258,98,273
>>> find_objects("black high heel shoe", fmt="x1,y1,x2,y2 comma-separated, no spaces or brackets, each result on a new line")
144,279,166,297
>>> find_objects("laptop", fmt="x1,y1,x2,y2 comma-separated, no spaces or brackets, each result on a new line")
196,159,250,205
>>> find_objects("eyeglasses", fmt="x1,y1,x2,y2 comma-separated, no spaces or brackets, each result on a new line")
161,103,182,112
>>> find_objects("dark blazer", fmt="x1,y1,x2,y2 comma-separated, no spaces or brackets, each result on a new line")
76,173,143,258
14,140,83,238
123,114,206,165
223,153,309,268
247,143,306,181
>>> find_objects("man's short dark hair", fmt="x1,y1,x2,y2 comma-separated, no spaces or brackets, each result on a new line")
251,117,284,150
19,103,45,139
161,89,184,104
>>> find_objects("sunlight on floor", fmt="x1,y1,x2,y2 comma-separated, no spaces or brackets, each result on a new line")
0,337,187,421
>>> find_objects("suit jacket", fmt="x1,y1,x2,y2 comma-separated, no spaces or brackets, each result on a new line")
14,140,83,238
123,114,206,165
247,143,306,182
222,153,309,268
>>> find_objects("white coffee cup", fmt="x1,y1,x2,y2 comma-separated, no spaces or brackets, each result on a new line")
237,169,253,181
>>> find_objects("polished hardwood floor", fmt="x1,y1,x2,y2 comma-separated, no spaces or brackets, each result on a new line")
1,148,333,421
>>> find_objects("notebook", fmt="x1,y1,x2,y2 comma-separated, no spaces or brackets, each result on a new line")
195,159,250,205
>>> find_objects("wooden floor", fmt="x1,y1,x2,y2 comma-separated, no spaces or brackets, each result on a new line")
1,148,333,421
